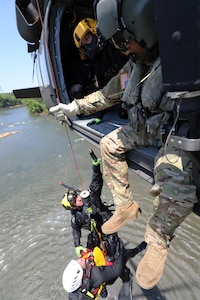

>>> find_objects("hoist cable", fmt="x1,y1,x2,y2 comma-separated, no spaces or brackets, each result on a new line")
63,124,84,190
35,0,84,189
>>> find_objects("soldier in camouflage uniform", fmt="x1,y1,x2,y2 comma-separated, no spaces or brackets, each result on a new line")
50,0,198,290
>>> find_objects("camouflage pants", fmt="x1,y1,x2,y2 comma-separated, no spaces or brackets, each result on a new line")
100,123,150,206
148,145,197,239
100,125,197,238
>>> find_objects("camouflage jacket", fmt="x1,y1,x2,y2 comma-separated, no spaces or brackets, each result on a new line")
76,57,175,146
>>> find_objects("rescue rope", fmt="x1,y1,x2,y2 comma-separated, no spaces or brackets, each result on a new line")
63,123,84,190
35,0,84,189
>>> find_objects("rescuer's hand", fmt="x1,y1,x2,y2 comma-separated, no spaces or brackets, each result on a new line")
75,245,87,257
49,101,80,120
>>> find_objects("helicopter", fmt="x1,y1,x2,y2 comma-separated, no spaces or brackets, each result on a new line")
14,0,200,215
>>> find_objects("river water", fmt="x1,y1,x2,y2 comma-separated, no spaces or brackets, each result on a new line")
0,106,199,300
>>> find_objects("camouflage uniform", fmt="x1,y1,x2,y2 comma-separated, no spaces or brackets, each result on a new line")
77,56,198,240
149,145,197,240
78,60,133,115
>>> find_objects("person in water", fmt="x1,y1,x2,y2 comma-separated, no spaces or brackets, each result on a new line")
62,149,118,259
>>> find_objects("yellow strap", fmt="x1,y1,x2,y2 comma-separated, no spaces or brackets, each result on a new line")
97,284,103,296
86,291,95,298
93,222,107,253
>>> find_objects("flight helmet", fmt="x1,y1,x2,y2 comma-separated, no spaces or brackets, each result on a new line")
73,18,97,58
96,0,157,51
62,260,83,292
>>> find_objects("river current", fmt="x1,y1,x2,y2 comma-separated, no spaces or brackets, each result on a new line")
0,106,199,300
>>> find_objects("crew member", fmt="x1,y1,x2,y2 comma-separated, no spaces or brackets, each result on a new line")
69,18,127,102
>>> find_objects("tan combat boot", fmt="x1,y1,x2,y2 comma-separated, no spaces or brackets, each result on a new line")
101,201,141,234
136,226,169,290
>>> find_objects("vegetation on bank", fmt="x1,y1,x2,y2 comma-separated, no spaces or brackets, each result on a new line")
0,93,48,114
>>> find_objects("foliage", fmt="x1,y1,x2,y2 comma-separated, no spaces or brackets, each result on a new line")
0,93,48,114
0,93,21,108
21,98,48,113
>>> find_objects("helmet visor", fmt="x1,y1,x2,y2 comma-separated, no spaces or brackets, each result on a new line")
110,29,130,52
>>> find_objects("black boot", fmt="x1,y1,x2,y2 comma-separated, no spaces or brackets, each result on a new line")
118,267,133,300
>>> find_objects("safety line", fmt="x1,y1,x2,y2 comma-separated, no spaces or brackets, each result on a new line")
63,123,84,190
35,0,84,189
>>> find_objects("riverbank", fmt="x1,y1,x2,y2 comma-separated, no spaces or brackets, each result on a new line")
0,103,49,115
0,103,23,111
0,92,48,114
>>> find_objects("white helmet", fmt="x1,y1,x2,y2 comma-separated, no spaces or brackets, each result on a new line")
62,260,83,293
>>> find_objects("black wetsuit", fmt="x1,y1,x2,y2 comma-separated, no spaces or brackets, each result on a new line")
68,165,147,299
90,250,124,288
68,240,147,300
71,164,113,250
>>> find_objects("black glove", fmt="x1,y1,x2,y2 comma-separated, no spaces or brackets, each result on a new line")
123,241,147,262
137,241,147,252
120,266,132,282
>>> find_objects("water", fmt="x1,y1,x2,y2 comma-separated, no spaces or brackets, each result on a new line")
0,106,199,300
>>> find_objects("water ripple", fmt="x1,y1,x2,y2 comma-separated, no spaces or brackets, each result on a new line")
0,107,199,299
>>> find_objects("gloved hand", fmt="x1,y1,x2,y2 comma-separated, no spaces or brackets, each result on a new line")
75,245,87,257
92,158,101,166
49,101,80,121
89,149,101,166
87,118,102,126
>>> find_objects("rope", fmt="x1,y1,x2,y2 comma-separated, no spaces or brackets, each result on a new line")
63,123,84,190
35,0,84,189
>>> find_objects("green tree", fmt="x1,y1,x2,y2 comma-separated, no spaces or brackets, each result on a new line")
0,92,48,114
22,99,46,113
0,93,21,108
